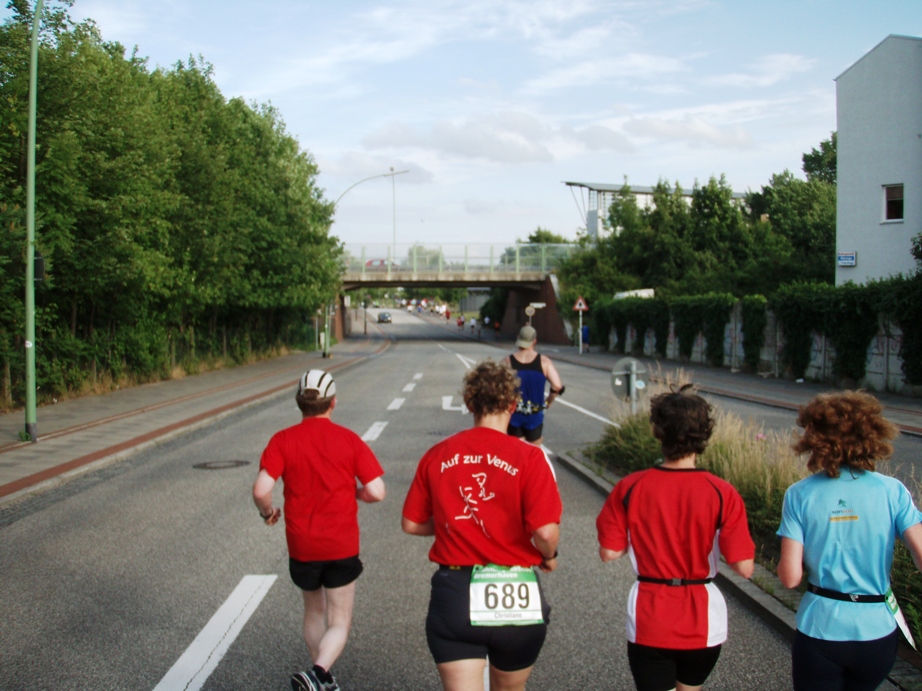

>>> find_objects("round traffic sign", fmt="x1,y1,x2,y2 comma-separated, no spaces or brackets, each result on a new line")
525,305,536,317
611,357,647,399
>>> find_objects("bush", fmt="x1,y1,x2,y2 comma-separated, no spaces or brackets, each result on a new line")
670,293,736,365
741,295,767,370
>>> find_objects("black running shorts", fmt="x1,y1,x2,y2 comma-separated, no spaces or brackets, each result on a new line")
507,423,543,443
627,641,722,691
791,629,898,691
289,555,363,592
426,566,550,672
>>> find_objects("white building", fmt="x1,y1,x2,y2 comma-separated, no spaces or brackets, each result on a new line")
564,181,745,238
836,35,922,285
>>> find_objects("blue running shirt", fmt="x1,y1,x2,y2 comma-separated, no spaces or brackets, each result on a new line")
508,354,546,431
778,470,922,641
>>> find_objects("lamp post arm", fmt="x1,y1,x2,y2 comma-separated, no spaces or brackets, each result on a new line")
334,170,408,206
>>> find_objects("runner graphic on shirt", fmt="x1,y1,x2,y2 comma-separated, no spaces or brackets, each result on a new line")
456,471,495,536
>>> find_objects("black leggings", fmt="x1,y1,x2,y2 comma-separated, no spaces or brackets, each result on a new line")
792,629,899,691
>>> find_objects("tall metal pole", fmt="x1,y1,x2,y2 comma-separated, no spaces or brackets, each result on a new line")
24,0,45,443
390,166,397,270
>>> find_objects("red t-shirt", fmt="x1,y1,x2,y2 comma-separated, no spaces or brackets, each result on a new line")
260,417,384,562
596,466,755,649
402,427,562,567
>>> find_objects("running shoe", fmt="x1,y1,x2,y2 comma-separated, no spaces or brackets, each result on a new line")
313,669,341,691
291,670,322,691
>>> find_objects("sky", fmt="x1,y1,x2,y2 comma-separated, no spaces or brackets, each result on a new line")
7,0,922,247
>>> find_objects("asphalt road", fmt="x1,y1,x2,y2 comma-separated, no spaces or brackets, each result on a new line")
0,309,806,690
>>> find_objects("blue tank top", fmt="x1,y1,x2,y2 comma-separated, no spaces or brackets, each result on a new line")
509,353,546,430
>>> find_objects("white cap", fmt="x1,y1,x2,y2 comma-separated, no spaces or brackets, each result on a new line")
298,369,336,398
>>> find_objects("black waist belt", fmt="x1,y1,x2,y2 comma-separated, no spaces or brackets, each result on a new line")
807,583,886,603
637,576,714,586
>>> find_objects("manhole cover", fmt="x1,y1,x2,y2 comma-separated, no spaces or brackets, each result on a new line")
193,460,251,470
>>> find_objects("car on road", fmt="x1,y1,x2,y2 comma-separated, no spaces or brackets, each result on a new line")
377,312,392,323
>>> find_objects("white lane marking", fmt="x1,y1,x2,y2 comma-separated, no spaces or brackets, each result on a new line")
387,398,405,411
555,398,620,427
362,422,388,441
540,444,557,481
402,383,416,392
153,575,277,691
438,344,450,352
442,396,469,413
455,353,471,370
413,373,424,380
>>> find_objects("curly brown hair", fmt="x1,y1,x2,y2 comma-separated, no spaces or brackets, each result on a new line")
794,391,898,478
296,390,334,417
649,386,715,460
462,359,520,418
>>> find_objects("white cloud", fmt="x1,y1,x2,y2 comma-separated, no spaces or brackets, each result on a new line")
522,53,690,94
464,199,502,215
623,115,753,149
363,113,636,162
319,152,434,189
704,53,815,88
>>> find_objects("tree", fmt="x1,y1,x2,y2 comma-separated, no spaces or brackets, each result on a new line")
802,132,836,185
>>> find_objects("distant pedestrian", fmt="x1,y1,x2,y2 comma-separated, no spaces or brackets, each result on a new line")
777,391,922,691
470,317,477,335
581,324,590,353
253,370,386,691
502,325,564,447
494,319,501,340
446,310,451,321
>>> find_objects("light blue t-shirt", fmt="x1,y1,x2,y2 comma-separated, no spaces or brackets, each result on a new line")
778,470,922,641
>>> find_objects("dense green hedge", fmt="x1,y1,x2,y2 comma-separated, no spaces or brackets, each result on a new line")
741,295,768,370
670,293,735,365
587,275,922,385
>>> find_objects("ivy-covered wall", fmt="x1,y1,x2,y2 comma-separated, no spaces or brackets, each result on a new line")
599,279,922,395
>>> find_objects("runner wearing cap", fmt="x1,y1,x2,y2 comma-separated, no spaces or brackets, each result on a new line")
502,325,564,447
252,369,386,691
402,359,562,691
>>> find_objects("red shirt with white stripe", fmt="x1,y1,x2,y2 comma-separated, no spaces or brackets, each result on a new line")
596,466,754,649
260,417,384,562
403,427,562,567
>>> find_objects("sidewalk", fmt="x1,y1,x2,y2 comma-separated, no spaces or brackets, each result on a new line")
420,310,922,434
0,335,389,504
544,344,922,436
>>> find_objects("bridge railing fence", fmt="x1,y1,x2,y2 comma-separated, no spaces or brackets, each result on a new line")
341,243,575,276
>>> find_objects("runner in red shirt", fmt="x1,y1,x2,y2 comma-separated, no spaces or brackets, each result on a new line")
403,360,562,691
596,387,754,691
253,370,386,691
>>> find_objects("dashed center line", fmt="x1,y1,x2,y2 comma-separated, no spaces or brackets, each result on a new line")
413,373,424,380
402,383,416,392
362,422,388,441
388,398,405,411
153,575,277,691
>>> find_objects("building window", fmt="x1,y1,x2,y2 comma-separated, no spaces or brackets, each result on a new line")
884,184,904,221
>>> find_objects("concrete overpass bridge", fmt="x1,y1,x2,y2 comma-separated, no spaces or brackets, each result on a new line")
341,243,575,289
337,243,579,344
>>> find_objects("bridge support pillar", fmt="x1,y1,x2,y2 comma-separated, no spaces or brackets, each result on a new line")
500,277,570,346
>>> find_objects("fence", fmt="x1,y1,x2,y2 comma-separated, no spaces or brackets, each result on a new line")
342,243,575,277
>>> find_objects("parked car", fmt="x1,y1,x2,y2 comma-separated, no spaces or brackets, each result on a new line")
365,259,400,271
377,312,392,323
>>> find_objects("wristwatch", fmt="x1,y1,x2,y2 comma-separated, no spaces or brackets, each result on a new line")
551,386,565,396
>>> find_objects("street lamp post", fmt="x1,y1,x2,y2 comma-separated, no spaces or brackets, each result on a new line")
330,168,407,357
24,0,45,443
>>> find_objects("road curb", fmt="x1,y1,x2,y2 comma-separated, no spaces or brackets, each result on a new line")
0,339,390,507
553,450,910,690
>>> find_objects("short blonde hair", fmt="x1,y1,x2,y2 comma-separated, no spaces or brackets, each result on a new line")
462,360,520,418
